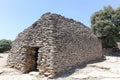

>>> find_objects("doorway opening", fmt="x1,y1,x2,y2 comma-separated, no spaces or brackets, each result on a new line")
24,46,40,73
33,47,39,71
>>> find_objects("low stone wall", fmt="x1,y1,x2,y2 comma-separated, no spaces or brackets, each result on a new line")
102,48,113,56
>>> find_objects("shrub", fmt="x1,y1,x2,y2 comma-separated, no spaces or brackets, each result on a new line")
0,39,12,53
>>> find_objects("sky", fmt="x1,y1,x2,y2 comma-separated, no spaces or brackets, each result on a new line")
0,0,120,40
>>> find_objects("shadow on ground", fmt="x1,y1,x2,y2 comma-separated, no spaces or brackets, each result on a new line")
0,56,3,58
54,57,106,79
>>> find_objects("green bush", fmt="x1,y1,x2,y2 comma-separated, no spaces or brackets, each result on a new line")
91,6,120,48
0,39,12,53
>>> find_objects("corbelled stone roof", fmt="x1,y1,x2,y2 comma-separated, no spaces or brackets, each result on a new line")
7,12,103,78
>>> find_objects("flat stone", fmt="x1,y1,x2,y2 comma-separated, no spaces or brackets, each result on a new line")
29,71,39,76
48,75,54,78
0,70,4,74
71,74,89,79
44,72,51,76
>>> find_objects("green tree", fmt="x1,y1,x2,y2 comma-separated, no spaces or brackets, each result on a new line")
91,6,120,48
113,7,120,41
0,39,12,53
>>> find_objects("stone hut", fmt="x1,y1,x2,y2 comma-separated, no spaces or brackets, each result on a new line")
7,12,103,77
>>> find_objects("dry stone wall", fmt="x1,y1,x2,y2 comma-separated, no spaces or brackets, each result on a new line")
7,12,103,78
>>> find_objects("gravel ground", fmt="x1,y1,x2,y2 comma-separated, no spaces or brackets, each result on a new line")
0,53,120,80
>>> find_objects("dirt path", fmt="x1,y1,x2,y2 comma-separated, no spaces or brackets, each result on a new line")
0,53,120,80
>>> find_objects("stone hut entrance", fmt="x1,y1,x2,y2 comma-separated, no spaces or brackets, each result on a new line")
24,45,40,73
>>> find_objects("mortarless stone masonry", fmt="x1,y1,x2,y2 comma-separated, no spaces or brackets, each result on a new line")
7,12,103,78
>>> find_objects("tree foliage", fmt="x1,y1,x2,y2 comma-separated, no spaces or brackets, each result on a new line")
91,6,120,48
0,39,12,53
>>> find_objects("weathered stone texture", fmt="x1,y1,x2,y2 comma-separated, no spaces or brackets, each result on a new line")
7,12,103,77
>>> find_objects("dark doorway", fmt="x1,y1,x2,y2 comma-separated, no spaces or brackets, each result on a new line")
33,47,39,71
23,46,39,73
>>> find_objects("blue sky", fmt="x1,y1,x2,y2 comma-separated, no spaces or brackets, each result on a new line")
0,0,120,40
